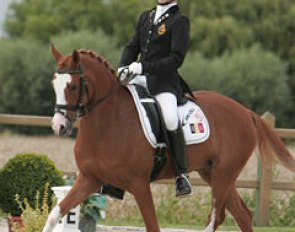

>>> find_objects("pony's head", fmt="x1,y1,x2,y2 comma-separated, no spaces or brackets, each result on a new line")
51,43,89,136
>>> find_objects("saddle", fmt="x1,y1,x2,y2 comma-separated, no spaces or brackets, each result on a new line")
127,84,210,181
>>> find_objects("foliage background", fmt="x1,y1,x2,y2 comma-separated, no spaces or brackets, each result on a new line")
0,0,294,228
0,0,295,128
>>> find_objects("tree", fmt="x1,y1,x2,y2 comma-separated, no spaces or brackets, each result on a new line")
5,0,112,42
4,0,153,44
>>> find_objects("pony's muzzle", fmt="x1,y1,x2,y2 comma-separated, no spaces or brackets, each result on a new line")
52,112,72,136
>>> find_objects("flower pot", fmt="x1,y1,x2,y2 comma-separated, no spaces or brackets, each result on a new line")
79,214,96,232
7,216,24,232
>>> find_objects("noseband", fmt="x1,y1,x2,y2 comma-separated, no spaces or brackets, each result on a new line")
54,64,121,119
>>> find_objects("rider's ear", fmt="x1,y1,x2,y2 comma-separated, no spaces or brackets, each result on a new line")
51,43,61,61
72,50,80,65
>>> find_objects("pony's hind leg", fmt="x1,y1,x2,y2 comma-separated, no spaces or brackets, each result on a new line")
131,180,160,232
225,187,254,232
198,167,235,232
204,185,230,232
42,174,100,232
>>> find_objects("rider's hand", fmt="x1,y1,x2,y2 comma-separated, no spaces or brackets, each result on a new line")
118,62,142,84
128,62,143,75
117,67,129,82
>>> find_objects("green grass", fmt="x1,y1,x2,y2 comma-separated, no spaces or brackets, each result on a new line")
100,219,294,232
102,185,295,230
253,228,294,232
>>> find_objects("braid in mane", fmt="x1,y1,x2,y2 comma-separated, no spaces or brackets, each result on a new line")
77,49,117,77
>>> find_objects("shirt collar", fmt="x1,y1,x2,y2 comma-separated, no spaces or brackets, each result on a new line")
156,2,177,14
154,2,177,24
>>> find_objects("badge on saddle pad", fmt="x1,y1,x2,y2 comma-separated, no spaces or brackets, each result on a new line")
127,85,210,148
177,101,210,145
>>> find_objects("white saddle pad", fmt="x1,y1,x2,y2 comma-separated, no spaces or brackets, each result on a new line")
127,85,210,148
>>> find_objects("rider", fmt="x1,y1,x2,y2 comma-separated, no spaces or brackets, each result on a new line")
100,0,192,198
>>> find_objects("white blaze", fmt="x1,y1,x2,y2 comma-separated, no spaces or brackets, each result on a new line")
51,73,72,134
52,73,72,108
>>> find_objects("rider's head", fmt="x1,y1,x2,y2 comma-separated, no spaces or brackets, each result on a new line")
156,0,177,5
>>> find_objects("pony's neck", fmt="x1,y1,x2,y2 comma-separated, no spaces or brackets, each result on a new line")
78,51,119,104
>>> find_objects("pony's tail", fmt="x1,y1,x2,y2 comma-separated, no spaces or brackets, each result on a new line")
252,112,295,172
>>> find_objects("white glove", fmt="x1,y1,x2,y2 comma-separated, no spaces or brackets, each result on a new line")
118,62,143,84
117,67,125,74
128,62,143,75
117,66,129,82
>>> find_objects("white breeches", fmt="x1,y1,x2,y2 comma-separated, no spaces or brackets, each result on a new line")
131,75,178,131
155,93,178,131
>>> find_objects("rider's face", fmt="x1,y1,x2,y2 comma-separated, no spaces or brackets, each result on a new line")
157,0,175,5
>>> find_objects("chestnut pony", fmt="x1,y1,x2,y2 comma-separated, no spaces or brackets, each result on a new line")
43,44,295,232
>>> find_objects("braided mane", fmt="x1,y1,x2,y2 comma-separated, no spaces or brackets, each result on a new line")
77,49,117,77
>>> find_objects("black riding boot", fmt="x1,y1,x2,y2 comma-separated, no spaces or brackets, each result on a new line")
167,124,192,197
99,184,125,200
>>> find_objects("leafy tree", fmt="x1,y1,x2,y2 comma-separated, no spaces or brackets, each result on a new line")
5,0,113,43
4,0,153,45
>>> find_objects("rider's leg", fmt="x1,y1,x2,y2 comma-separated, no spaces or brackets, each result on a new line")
155,93,192,197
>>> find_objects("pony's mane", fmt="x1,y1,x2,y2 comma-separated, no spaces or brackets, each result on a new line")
77,49,117,77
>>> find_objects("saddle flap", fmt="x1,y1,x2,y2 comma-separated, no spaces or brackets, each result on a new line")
127,85,210,148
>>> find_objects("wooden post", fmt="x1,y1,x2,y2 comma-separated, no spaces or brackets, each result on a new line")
255,112,274,226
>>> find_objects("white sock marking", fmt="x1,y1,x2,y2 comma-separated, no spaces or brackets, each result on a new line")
42,206,61,232
203,199,216,232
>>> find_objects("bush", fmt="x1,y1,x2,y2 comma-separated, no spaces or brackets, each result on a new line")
190,15,253,57
0,153,64,216
181,45,293,127
0,30,121,134
51,29,121,68
0,39,54,116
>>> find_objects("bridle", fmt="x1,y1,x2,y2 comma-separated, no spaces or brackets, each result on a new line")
54,63,121,119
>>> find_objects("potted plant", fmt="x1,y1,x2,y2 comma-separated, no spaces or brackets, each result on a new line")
79,194,107,232
0,153,64,231
10,183,55,232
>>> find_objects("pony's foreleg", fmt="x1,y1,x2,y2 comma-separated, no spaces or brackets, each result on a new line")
42,174,100,232
131,180,160,232
42,206,62,232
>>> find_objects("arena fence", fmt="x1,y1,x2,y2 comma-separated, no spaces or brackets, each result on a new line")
0,112,295,226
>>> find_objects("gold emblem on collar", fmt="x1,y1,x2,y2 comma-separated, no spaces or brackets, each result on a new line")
158,23,166,36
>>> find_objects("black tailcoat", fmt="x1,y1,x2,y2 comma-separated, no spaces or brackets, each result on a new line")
119,5,190,103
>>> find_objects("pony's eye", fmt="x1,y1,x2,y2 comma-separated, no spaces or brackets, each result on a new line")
70,85,78,92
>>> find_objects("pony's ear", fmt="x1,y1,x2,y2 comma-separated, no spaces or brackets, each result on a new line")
72,50,80,65
51,43,61,61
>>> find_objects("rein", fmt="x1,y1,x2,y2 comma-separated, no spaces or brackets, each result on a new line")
55,64,122,118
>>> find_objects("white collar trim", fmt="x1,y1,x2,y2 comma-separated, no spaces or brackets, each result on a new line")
154,3,177,24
